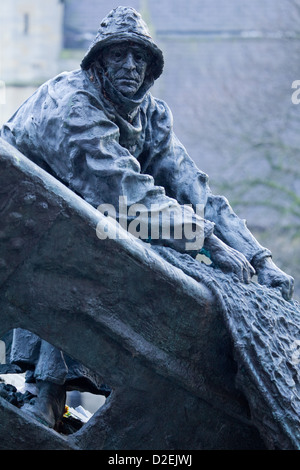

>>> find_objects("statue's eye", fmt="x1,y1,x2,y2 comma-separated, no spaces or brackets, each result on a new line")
134,51,147,63
113,51,123,60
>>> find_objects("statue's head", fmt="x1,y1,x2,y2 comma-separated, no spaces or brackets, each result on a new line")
81,6,164,97
100,41,152,97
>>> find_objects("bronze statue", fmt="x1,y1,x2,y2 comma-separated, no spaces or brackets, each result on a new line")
0,6,294,430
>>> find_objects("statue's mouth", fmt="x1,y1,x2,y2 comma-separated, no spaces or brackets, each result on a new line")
116,76,139,84
117,79,138,86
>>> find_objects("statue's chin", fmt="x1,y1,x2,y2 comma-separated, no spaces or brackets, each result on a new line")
114,79,140,98
118,86,138,98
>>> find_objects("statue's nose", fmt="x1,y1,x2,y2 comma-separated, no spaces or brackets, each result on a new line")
123,52,136,70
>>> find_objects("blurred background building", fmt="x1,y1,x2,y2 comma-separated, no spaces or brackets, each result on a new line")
0,0,299,294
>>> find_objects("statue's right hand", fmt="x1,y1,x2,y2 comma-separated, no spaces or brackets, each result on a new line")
203,234,255,283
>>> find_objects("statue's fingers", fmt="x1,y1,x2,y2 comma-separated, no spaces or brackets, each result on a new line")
282,284,291,301
235,253,255,277
249,264,256,276
241,260,254,284
282,277,294,301
243,268,250,284
271,275,294,301
235,261,249,283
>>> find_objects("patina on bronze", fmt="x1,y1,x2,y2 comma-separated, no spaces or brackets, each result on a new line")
0,6,296,445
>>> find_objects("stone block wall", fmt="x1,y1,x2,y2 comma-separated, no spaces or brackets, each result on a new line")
0,0,63,85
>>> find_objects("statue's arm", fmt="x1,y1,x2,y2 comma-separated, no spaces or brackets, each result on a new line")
146,98,294,299
57,93,257,282
1,86,211,254
145,98,266,261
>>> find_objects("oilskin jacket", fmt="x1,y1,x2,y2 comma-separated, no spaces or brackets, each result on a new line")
0,6,270,392
1,4,270,263
1,66,269,262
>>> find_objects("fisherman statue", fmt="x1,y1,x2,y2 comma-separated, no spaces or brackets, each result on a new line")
0,6,294,430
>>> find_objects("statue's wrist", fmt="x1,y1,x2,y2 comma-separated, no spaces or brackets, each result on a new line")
202,234,217,256
202,234,228,260
251,251,273,271
203,234,219,249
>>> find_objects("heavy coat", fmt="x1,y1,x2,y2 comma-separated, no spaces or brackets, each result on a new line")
0,6,270,392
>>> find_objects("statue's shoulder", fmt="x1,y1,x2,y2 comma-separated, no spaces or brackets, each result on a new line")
46,69,89,93
144,93,173,124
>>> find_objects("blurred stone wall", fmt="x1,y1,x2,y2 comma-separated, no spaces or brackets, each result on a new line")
1,0,299,298
0,0,64,124
0,0,64,84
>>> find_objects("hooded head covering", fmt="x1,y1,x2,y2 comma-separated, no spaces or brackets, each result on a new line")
81,6,164,80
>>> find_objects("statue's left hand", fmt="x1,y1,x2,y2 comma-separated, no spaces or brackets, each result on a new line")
256,257,294,301
203,234,255,283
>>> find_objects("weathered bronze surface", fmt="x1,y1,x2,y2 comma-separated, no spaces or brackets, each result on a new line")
0,7,298,450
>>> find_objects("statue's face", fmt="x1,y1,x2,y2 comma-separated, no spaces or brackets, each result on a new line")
101,43,150,97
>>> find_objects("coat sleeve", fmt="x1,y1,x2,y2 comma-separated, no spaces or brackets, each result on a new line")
145,97,272,265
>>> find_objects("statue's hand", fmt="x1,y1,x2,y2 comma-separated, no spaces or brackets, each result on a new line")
204,235,255,283
256,257,294,301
